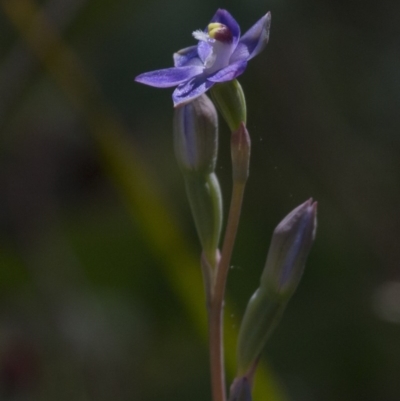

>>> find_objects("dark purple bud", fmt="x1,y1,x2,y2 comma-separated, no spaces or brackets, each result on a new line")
261,199,317,301
173,94,218,174
229,377,252,401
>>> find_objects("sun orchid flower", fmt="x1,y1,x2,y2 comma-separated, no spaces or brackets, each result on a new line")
135,9,271,107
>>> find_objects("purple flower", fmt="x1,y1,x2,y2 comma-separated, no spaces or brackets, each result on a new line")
135,9,271,107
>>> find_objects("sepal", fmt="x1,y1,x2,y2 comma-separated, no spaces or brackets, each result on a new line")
210,79,246,131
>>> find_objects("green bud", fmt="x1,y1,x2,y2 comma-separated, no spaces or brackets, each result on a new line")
237,200,317,375
183,173,222,267
236,288,285,375
173,94,218,175
261,199,317,301
210,79,246,131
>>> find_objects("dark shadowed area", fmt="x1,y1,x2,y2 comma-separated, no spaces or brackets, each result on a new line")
1,0,400,400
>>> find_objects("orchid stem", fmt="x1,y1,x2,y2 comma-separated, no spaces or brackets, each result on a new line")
209,122,250,401
209,179,247,401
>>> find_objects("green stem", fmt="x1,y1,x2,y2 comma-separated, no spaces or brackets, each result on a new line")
209,122,250,401
209,179,247,401
216,181,247,304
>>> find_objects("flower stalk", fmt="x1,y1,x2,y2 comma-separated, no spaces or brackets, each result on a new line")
209,176,247,401
209,119,251,401
133,10,320,401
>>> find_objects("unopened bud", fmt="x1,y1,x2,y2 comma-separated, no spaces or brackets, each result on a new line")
236,288,285,375
173,94,218,175
229,376,252,401
210,79,246,131
261,199,317,301
183,173,222,268
236,200,317,375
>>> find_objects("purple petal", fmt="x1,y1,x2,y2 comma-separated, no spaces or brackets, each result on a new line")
230,12,271,63
173,46,203,67
173,75,215,107
207,60,247,83
135,65,203,88
198,40,213,64
210,9,240,47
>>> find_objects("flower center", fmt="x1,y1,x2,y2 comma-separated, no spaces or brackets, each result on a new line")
207,23,233,43
192,23,235,74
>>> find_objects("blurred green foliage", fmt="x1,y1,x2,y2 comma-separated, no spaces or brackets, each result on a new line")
1,0,400,400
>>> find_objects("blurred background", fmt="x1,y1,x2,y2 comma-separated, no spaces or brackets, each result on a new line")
1,0,400,400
